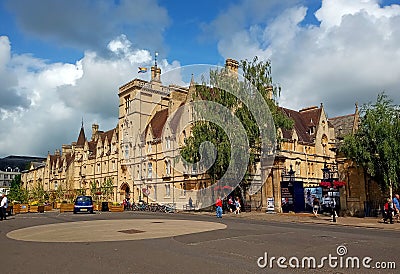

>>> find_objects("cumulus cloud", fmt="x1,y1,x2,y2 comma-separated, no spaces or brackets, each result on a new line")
0,36,30,111
211,0,400,117
0,35,180,158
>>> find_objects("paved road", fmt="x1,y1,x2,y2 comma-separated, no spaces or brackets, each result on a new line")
1,211,399,274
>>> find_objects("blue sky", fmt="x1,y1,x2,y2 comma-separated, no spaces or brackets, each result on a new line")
1,0,400,157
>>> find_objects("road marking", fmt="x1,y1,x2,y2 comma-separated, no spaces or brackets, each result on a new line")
7,219,226,242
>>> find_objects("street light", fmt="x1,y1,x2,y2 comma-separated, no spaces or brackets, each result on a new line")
288,164,295,186
321,163,338,222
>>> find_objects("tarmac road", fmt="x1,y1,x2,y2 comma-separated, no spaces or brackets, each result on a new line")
1,211,399,274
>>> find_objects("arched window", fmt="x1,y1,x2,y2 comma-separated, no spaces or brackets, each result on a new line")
147,163,153,178
321,134,328,155
165,160,171,175
165,184,171,197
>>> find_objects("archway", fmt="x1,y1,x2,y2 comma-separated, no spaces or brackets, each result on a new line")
120,183,130,202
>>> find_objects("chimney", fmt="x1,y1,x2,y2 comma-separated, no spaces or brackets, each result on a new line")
92,124,99,141
225,58,239,75
151,66,161,82
62,144,72,154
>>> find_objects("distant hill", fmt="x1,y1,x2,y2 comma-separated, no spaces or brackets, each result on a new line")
0,155,46,172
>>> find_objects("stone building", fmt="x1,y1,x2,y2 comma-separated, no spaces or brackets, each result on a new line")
22,124,120,202
247,104,338,212
21,58,379,213
118,61,200,208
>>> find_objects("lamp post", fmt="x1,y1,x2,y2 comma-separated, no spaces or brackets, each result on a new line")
321,163,337,222
288,165,295,186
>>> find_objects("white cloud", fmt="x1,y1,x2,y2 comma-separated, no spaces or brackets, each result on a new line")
0,35,180,158
212,0,400,117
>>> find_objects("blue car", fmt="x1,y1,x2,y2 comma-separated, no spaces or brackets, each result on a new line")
73,195,94,214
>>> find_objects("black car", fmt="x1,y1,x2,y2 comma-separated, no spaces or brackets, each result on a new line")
73,195,94,214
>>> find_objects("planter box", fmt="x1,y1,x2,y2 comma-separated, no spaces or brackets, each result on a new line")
29,205,39,213
109,205,124,212
44,205,52,212
60,203,74,213
19,204,29,213
13,204,20,214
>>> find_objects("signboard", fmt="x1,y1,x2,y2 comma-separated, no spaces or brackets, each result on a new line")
142,188,150,197
281,185,294,213
267,197,275,213
304,187,323,212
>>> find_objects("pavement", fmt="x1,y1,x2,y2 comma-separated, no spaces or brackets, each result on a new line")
7,218,226,242
2,210,399,273
181,210,400,231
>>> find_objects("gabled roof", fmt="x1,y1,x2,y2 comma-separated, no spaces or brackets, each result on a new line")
144,108,169,140
280,107,314,143
279,106,326,144
329,114,357,140
100,129,115,144
299,107,322,129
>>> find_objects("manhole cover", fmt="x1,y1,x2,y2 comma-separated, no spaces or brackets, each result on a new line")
118,229,145,234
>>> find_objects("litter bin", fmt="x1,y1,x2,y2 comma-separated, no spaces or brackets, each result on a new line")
101,202,109,211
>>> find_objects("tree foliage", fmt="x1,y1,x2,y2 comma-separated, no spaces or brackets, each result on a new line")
341,93,400,192
180,57,293,185
9,174,22,202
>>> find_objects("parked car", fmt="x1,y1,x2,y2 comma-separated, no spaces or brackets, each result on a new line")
73,196,94,214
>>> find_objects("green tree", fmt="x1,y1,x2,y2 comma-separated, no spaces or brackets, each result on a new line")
341,93,400,196
9,174,22,202
101,177,114,201
181,57,293,191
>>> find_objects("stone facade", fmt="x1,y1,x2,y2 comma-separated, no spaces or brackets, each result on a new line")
22,125,120,202
20,59,380,213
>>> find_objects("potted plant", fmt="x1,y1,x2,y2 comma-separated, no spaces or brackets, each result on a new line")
29,200,39,213
109,202,124,212
60,200,74,213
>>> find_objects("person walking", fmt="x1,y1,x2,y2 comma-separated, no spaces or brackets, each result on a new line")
383,198,394,224
312,197,320,217
215,196,223,218
228,196,234,213
1,193,8,220
235,197,241,214
393,194,400,222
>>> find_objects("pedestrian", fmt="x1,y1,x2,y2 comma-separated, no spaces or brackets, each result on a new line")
312,197,320,217
330,197,338,220
392,194,400,222
1,193,8,220
228,196,234,213
321,194,330,214
383,198,394,224
235,197,241,214
188,197,193,209
215,196,223,218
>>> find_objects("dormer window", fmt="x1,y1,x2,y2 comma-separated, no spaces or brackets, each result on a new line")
310,126,316,135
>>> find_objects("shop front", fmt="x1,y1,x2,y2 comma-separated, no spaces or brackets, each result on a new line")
280,180,305,213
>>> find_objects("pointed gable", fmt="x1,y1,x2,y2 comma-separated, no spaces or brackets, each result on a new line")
143,108,169,140
76,126,86,147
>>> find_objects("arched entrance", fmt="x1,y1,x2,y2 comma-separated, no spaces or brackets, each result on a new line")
120,183,130,202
